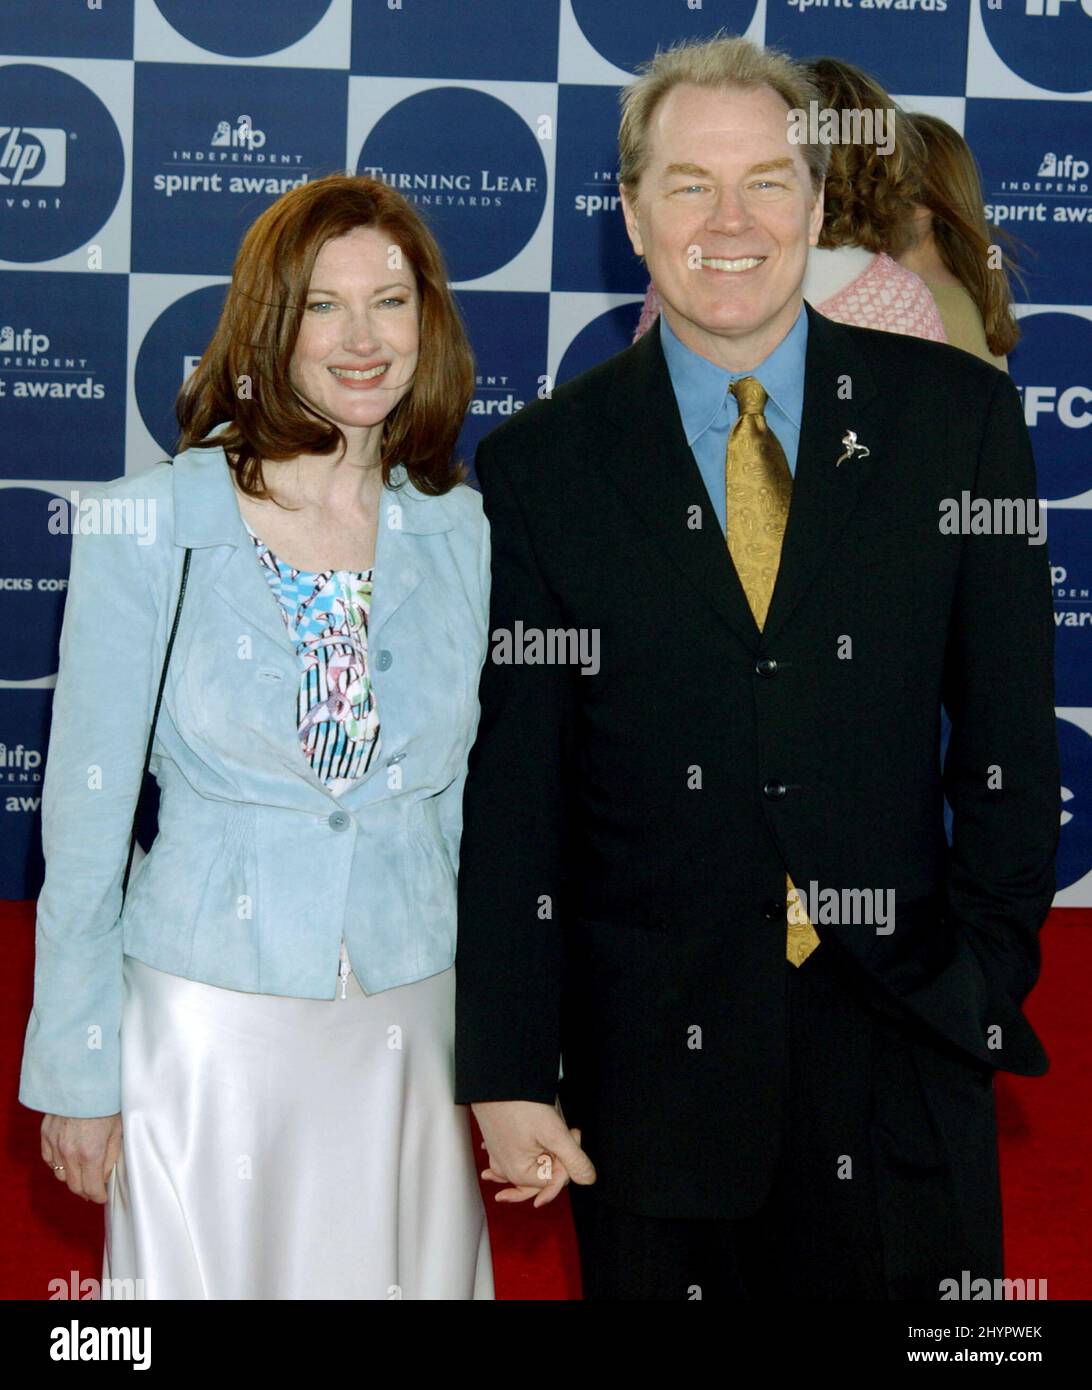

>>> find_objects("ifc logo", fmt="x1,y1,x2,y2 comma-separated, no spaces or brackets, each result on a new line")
1009,312,1092,502
981,0,1092,94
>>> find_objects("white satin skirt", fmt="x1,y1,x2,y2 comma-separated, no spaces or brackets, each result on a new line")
102,953,494,1300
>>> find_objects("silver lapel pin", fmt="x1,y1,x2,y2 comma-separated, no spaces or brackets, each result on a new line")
835,429,871,467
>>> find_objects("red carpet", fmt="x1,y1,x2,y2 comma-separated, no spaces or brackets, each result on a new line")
2,899,1086,1300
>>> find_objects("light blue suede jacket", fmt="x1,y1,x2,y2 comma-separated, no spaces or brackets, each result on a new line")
19,431,490,1117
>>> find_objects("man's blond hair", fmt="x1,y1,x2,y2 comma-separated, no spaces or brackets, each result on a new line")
618,32,829,201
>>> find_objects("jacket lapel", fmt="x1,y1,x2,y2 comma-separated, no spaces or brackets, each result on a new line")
761,302,880,643
596,301,882,651
598,319,762,654
172,442,451,801
335,478,454,805
366,480,451,652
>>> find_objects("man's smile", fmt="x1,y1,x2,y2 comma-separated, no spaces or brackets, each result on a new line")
700,255,767,274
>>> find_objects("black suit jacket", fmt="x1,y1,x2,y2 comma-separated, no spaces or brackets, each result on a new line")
453,302,1060,1219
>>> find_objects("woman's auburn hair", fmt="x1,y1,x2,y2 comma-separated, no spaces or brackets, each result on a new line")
805,56,927,257
906,112,1023,359
174,172,476,500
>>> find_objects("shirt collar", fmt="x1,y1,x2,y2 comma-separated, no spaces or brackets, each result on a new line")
657,301,808,446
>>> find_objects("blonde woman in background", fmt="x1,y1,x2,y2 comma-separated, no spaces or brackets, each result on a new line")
893,112,1022,371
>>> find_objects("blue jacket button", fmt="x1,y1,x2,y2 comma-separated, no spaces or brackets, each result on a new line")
328,811,350,831
376,650,392,671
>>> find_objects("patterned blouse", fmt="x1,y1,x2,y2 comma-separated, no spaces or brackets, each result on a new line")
244,519,380,995
245,519,381,782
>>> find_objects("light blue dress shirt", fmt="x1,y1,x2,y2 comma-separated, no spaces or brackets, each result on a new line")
657,303,809,533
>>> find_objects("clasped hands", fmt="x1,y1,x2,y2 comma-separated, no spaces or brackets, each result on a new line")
471,1098,597,1207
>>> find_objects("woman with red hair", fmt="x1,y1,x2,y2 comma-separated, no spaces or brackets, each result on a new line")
21,174,494,1300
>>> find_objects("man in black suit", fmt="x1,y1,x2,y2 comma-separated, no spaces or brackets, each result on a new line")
453,35,1059,1299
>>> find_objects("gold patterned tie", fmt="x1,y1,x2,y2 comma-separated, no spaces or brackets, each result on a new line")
725,376,820,967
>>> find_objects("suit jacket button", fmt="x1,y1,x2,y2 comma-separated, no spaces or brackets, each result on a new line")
755,658,778,677
763,779,787,799
376,649,392,671
328,811,350,831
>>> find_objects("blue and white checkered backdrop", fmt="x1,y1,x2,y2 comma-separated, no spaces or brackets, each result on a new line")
1,0,1089,903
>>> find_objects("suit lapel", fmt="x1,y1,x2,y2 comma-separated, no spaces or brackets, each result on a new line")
596,301,882,651
598,319,763,653
761,302,880,643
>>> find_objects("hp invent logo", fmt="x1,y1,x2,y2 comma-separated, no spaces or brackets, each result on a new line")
0,127,67,186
